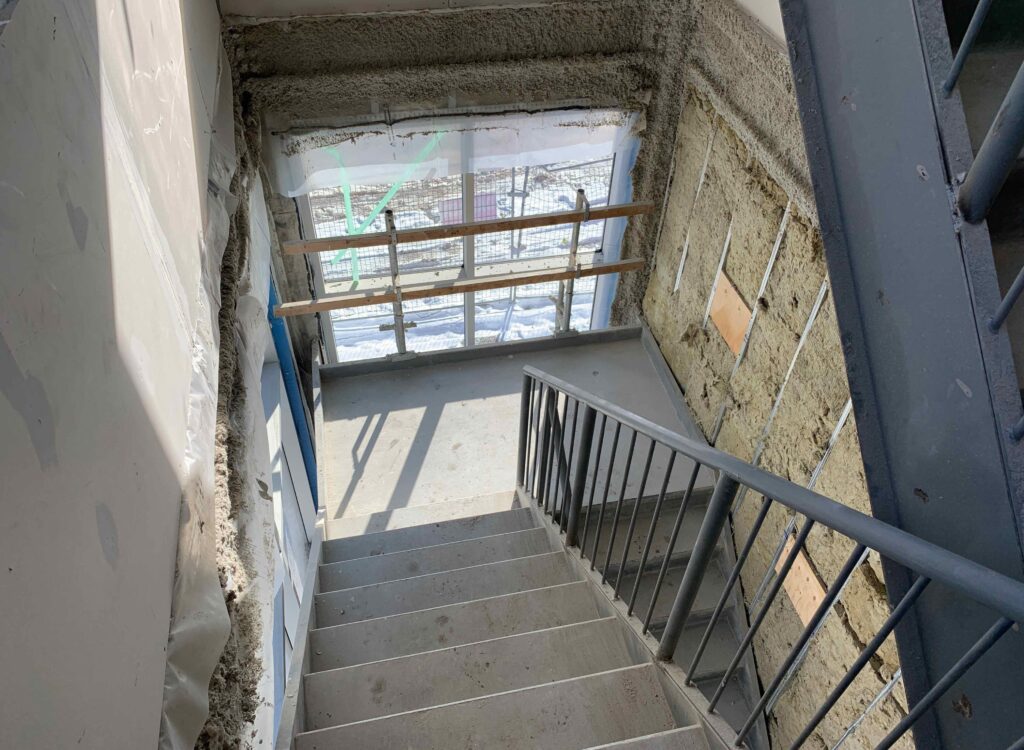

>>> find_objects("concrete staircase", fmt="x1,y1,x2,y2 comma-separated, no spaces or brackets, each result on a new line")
285,491,723,750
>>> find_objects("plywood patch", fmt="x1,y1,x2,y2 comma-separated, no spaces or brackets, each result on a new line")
710,271,751,354
776,535,827,626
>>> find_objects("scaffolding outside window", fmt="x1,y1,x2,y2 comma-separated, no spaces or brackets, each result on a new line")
308,157,615,362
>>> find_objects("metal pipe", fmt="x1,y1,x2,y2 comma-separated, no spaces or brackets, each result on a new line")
876,616,1015,750
1007,735,1024,750
657,474,740,660
628,452,677,616
990,263,1024,332
708,519,816,711
942,0,996,95
591,422,623,568
686,497,775,683
787,576,931,749
643,461,703,633
958,61,1024,223
615,440,657,598
735,543,867,745
523,365,1024,623
565,405,597,546
384,210,407,354
562,189,586,332
580,414,608,552
602,430,638,583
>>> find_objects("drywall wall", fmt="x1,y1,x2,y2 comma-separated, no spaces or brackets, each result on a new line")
0,1,230,748
642,3,911,746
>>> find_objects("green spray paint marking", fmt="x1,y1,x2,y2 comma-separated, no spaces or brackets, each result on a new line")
327,132,448,281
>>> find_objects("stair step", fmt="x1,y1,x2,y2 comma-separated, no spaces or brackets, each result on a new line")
309,580,601,671
304,617,639,729
584,726,709,749
327,491,520,539
319,527,553,591
315,552,577,627
322,507,535,563
294,664,677,750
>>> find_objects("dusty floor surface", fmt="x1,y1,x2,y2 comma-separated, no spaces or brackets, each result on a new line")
318,335,712,533
643,93,911,749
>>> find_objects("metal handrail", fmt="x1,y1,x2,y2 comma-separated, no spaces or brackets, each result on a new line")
522,365,1024,622
519,365,1024,749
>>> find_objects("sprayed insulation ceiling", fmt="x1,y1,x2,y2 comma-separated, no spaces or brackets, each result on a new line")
220,0,561,17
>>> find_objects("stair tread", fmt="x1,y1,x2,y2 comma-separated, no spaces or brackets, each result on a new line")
315,551,577,627
319,526,553,590
304,617,639,730
584,726,709,749
308,580,601,672
327,491,520,539
294,664,677,750
322,507,535,563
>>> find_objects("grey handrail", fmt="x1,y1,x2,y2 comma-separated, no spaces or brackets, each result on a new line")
522,365,1024,623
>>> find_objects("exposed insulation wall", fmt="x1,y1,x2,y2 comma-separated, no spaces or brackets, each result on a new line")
642,57,913,750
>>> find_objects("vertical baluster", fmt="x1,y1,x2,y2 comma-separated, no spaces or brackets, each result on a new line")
628,451,677,616
876,616,1015,750
708,518,816,711
614,439,657,598
734,543,866,745
532,385,549,500
602,430,638,584
560,400,581,533
686,496,775,680
517,375,532,488
657,474,740,660
643,460,703,633
590,422,623,568
546,393,569,514
565,405,597,547
542,392,562,513
579,413,609,553
787,576,931,749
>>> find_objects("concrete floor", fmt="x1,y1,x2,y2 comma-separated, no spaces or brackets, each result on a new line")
320,332,712,536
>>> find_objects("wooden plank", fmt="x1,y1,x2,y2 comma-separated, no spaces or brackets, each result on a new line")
284,201,655,254
776,535,827,626
275,258,644,317
710,271,752,355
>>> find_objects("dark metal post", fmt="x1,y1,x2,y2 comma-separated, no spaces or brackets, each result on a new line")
517,375,532,487
565,405,597,547
959,62,1024,223
942,0,995,95
657,474,739,660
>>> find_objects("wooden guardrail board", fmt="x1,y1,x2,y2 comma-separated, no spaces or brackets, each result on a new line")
275,258,644,317
284,201,655,254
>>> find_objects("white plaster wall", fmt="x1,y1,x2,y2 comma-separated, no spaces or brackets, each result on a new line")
0,0,224,747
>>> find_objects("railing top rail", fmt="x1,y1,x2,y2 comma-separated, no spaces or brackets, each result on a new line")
523,365,1024,622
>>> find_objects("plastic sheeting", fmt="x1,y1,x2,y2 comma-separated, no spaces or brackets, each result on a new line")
158,46,236,750
268,109,638,197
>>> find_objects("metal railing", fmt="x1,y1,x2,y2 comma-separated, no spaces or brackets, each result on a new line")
517,366,1024,749
943,0,1024,440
